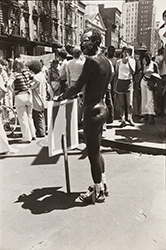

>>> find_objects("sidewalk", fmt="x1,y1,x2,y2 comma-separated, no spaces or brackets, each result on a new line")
79,114,166,156
102,114,166,155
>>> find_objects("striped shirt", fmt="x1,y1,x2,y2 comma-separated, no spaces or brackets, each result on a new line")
10,70,32,93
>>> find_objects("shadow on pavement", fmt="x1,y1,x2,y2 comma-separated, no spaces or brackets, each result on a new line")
32,147,61,165
14,187,90,214
107,115,166,145
115,129,144,144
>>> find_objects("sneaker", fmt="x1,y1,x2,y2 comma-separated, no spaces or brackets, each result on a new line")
79,186,95,204
96,190,105,203
104,183,109,197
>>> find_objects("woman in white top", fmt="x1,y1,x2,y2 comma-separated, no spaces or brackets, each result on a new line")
140,51,159,124
115,46,136,127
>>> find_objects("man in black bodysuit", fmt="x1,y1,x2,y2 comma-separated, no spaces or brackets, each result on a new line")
57,28,112,203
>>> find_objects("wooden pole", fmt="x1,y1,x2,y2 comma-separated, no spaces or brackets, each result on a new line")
61,133,71,194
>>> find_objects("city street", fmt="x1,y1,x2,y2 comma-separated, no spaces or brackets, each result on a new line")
0,134,165,250
0,0,165,249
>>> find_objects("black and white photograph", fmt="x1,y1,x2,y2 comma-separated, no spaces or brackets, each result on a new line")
0,0,165,249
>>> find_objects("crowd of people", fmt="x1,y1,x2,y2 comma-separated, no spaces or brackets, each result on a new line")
0,10,165,203
0,35,165,144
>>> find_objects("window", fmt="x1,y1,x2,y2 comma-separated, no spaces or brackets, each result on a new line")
80,16,83,29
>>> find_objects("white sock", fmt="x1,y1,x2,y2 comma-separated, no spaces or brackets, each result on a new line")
102,172,106,185
95,182,103,195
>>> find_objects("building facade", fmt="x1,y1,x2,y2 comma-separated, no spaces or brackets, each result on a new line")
85,3,106,47
99,5,122,48
0,0,86,59
121,0,157,55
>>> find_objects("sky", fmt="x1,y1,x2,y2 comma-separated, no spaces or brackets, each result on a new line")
83,0,165,25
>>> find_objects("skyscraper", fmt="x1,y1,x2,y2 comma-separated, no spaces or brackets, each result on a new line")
137,0,156,54
122,0,156,55
122,0,139,46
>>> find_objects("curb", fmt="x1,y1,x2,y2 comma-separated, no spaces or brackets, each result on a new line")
101,138,166,156
79,132,166,156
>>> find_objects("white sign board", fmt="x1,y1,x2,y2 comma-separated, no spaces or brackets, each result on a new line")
47,99,79,157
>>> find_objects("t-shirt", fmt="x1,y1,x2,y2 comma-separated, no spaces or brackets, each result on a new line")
31,71,47,111
10,70,32,93
66,58,85,86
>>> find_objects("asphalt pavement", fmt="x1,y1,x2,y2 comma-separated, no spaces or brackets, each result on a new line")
0,114,165,250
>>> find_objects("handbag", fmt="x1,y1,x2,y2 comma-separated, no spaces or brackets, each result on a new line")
147,73,161,91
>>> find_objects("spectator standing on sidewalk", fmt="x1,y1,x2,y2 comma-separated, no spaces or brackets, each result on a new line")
7,58,14,108
140,51,160,124
133,51,143,116
105,46,117,124
155,10,166,115
28,60,47,138
57,28,112,204
0,73,18,154
115,46,136,127
155,47,166,115
0,75,19,154
158,10,166,48
0,60,9,106
58,49,68,94
48,59,61,99
66,48,85,127
66,48,85,87
8,58,36,143
40,59,48,81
